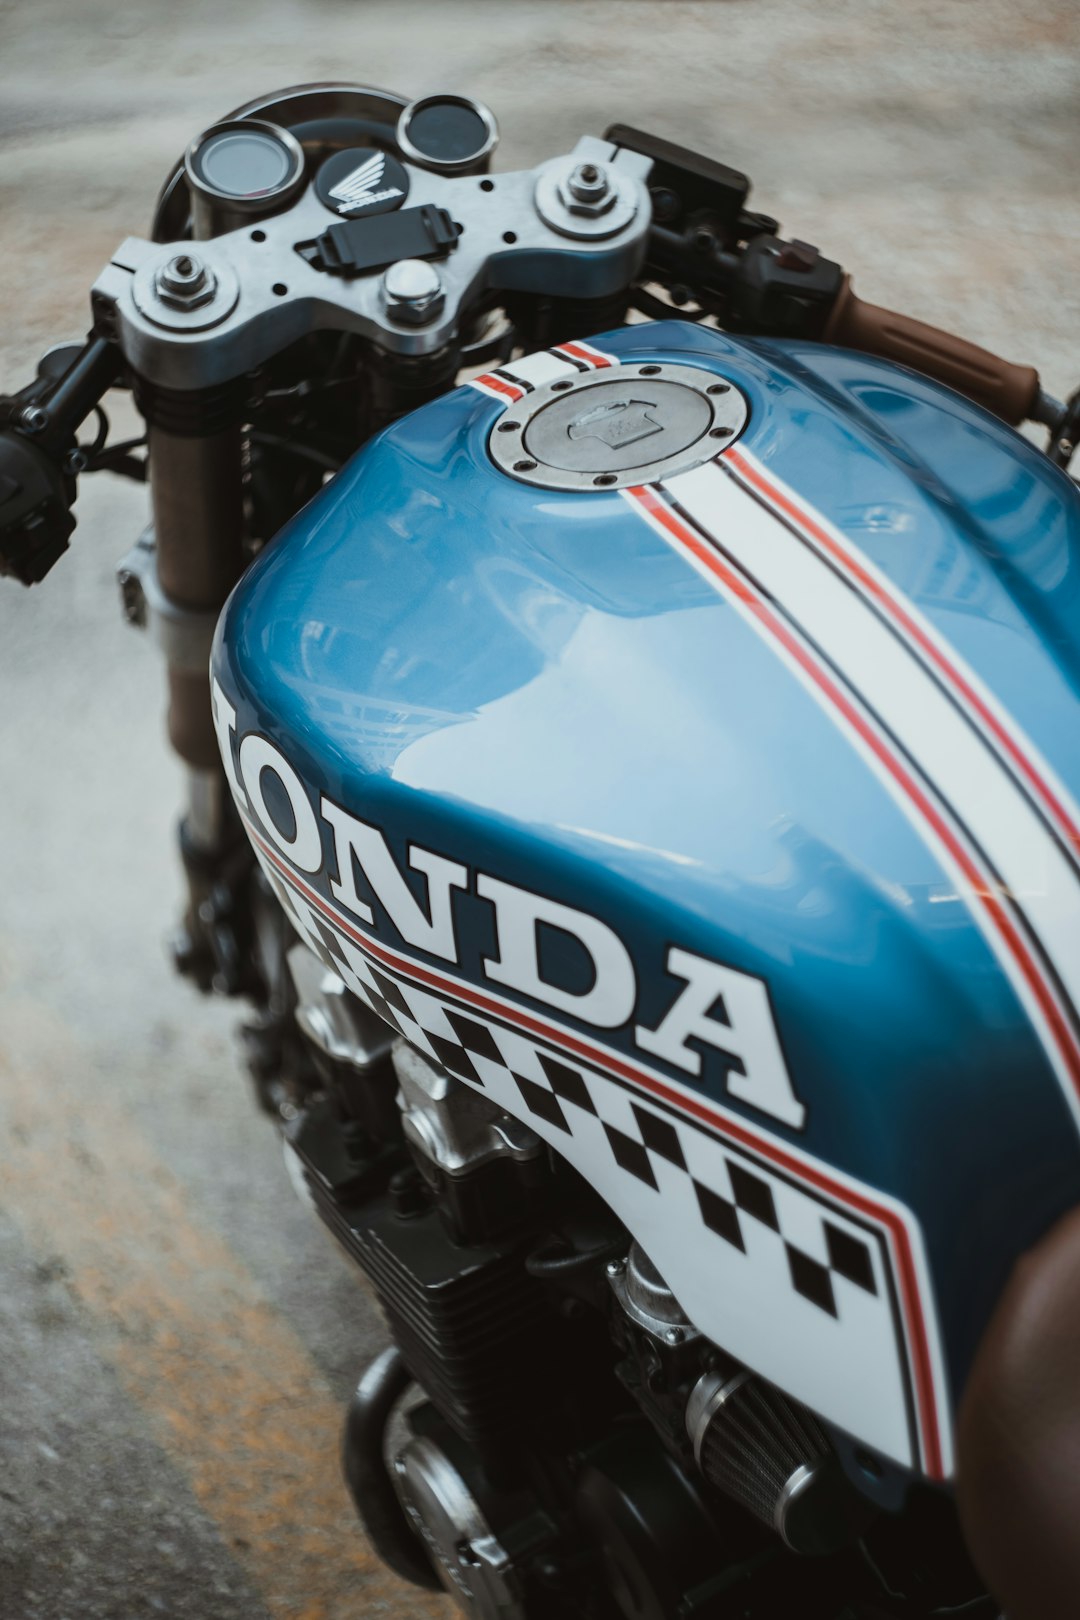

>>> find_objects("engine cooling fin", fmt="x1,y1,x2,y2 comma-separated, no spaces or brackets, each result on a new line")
287,1100,555,1445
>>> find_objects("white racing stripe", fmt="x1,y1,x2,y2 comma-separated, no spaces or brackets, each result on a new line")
725,445,1080,871
657,459,1080,1130
502,350,580,389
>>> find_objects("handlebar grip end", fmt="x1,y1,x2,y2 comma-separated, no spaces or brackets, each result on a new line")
824,276,1040,426
0,430,76,585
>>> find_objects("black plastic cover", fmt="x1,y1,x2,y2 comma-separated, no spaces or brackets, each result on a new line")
296,203,458,277
604,123,750,241
728,234,845,337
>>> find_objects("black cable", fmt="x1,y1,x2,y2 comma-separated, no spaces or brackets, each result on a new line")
94,451,147,483
247,430,342,474
91,433,146,462
857,1539,1001,1617
82,429,149,482
84,404,109,458
525,1233,626,1278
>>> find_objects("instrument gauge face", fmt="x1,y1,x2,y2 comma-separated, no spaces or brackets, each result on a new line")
185,119,306,231
396,95,498,175
196,130,294,197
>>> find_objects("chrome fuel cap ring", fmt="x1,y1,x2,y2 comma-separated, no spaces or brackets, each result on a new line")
487,362,749,491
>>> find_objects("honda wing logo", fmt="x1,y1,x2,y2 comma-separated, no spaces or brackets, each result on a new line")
328,152,405,214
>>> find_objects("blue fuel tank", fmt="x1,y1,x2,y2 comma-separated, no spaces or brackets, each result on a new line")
211,320,1080,1485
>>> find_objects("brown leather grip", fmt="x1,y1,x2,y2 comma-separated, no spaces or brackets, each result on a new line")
823,276,1040,425
956,1201,1080,1620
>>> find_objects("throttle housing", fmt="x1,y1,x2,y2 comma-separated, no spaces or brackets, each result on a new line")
0,427,75,585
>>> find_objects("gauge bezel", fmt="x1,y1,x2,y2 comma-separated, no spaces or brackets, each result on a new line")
185,119,307,219
395,95,499,176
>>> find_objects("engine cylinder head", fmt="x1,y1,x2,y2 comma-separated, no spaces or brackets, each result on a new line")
686,1370,870,1556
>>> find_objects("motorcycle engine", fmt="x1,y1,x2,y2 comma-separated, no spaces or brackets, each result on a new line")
281,937,931,1620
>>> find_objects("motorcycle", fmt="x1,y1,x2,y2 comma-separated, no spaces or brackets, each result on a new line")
2,81,1078,1620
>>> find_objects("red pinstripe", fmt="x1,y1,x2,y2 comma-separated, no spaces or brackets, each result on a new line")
627,483,1080,1107
473,372,524,402
553,340,612,369
724,445,1080,863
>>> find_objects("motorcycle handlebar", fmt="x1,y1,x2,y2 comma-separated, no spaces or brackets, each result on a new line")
0,215,1062,592
822,275,1041,427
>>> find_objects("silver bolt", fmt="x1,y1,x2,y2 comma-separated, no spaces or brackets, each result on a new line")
382,259,445,326
19,405,49,434
560,160,616,217
568,161,610,204
155,252,217,310
605,1258,625,1278
664,1326,683,1346
117,570,147,628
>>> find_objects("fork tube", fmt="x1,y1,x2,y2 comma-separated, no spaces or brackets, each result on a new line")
147,415,245,860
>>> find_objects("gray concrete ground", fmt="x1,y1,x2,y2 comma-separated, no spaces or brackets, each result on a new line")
0,2,1077,1616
